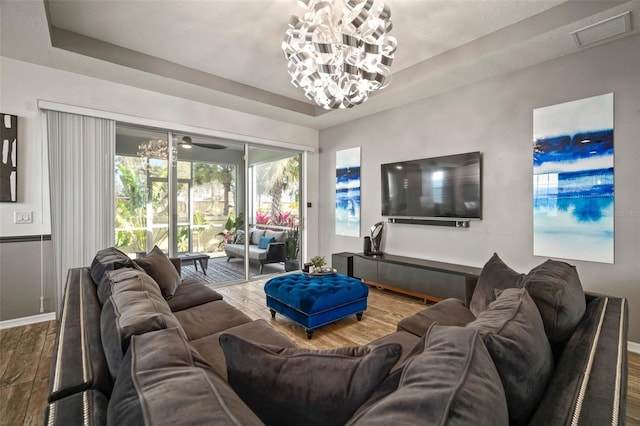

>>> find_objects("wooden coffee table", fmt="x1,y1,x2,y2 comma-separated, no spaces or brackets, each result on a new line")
178,253,210,275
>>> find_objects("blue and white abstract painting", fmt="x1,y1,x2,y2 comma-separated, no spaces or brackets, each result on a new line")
533,93,614,264
336,147,361,237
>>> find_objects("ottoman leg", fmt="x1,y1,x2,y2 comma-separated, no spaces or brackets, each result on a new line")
270,309,276,318
306,329,313,339
356,312,363,321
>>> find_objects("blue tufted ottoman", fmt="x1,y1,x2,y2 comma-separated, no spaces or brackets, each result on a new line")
264,273,369,339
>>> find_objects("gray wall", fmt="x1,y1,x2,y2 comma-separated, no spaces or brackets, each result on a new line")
0,238,56,321
0,55,319,323
318,34,640,343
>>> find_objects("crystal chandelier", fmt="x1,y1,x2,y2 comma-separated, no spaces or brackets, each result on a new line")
282,0,397,110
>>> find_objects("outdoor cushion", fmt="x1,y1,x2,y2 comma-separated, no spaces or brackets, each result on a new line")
96,267,163,306
133,246,181,299
100,289,183,379
469,253,525,316
108,328,264,426
219,334,402,426
523,259,585,344
397,298,476,337
257,236,275,249
265,229,287,243
250,228,265,245
466,287,553,425
90,247,135,284
347,325,508,425
234,230,245,244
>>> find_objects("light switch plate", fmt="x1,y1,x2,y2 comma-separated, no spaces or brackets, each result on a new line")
14,211,33,224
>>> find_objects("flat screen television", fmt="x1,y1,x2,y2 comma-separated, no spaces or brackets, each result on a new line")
381,151,482,219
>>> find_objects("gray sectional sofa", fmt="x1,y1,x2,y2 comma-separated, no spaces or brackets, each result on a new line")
44,248,628,425
225,227,288,273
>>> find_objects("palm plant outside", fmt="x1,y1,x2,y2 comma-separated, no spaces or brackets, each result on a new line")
115,153,300,255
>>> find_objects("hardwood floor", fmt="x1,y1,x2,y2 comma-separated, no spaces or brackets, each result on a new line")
1,280,639,425
0,320,56,426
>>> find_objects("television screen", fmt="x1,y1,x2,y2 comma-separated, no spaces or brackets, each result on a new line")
381,152,482,219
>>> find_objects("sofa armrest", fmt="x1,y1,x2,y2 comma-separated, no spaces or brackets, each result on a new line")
48,268,113,403
44,390,107,426
529,295,628,425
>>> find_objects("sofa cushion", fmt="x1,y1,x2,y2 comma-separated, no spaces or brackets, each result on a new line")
100,289,183,379
250,228,265,245
173,300,253,341
466,287,553,425
469,253,525,316
190,319,297,380
90,247,136,284
265,229,287,243
108,328,264,426
397,298,476,337
167,277,223,312
133,246,181,299
96,267,163,306
257,236,275,249
219,334,402,426
367,330,421,373
523,259,586,344
347,325,508,425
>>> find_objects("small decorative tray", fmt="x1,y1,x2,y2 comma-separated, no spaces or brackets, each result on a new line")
302,269,337,276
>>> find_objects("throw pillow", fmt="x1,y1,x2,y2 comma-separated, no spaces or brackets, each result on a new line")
347,325,508,425
523,259,586,344
233,230,245,245
466,287,553,425
469,253,525,316
219,334,402,426
257,236,275,250
90,247,135,284
133,246,181,300
108,328,264,426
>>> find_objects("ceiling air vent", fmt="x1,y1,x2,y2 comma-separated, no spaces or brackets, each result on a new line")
571,11,632,47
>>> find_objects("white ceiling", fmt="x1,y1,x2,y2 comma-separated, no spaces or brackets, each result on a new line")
1,0,638,129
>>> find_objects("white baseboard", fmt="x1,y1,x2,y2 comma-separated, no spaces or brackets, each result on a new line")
629,341,640,354
0,312,56,330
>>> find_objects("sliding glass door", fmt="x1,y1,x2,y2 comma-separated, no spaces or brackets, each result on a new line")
114,124,303,283
247,146,303,274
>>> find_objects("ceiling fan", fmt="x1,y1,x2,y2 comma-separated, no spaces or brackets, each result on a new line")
179,136,226,150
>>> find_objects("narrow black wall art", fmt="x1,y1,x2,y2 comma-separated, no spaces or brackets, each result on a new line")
1,113,17,202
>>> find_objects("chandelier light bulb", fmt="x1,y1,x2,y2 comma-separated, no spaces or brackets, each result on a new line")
282,0,397,110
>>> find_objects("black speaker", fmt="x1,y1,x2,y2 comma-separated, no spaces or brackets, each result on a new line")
363,236,371,255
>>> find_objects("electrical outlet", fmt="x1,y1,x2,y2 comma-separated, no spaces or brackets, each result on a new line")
14,211,33,224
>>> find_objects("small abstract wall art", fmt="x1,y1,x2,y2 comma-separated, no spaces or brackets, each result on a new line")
1,113,18,203
533,93,614,264
336,147,361,237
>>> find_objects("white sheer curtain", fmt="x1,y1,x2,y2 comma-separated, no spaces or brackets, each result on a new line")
45,110,115,312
